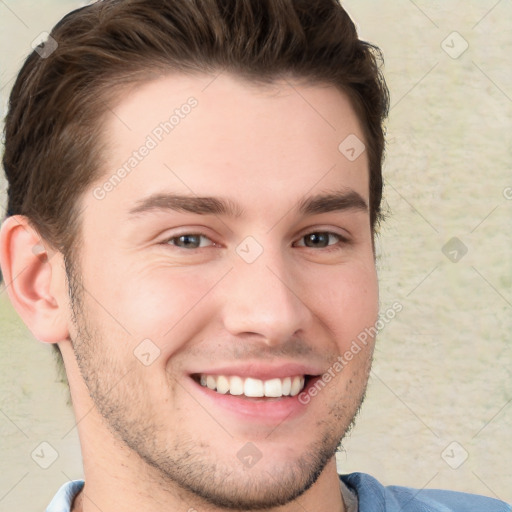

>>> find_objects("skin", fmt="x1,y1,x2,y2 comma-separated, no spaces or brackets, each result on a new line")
0,73,378,512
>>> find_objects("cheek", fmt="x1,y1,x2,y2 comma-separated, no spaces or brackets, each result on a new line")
108,265,222,346
303,260,378,348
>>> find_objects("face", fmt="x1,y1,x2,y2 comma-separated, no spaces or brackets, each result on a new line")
66,73,378,509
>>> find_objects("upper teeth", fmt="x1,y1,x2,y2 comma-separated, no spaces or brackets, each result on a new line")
199,375,306,397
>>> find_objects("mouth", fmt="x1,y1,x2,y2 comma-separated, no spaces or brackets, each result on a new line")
193,374,309,399
187,364,324,423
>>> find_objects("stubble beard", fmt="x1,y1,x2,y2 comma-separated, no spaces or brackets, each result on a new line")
65,261,371,510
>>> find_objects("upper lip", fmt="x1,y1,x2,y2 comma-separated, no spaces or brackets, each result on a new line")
189,362,324,380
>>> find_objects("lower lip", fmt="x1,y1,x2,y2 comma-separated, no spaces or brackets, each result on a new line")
189,377,317,424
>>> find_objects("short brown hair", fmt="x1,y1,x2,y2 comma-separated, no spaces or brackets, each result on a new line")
0,0,389,378
2,0,389,367
4,0,389,245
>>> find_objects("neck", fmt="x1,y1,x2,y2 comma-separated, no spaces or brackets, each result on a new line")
73,458,344,512
62,345,345,512
68,398,345,512
67,402,346,512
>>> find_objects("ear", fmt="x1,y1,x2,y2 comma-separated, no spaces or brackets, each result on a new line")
0,215,70,343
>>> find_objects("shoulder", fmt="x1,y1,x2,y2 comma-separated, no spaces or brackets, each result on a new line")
46,480,84,512
339,472,511,512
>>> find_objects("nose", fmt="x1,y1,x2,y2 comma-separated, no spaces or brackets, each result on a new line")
220,248,312,345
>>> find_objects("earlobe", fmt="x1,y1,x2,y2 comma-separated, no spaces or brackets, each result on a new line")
0,215,70,343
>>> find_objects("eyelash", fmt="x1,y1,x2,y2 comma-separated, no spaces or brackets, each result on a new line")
164,233,216,250
162,231,349,252
294,232,348,251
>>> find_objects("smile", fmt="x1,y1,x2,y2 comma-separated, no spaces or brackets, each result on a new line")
196,374,307,398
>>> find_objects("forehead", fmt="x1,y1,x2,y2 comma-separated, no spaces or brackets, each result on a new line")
90,72,369,221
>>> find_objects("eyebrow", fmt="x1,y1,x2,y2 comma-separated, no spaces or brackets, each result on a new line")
297,190,368,216
127,189,368,218
128,194,244,218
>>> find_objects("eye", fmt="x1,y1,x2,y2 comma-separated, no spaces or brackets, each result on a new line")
165,234,215,249
295,232,344,249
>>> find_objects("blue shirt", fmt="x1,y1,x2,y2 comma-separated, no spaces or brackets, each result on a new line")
46,473,511,512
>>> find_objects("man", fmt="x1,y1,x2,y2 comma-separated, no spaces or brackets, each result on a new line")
0,1,510,511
